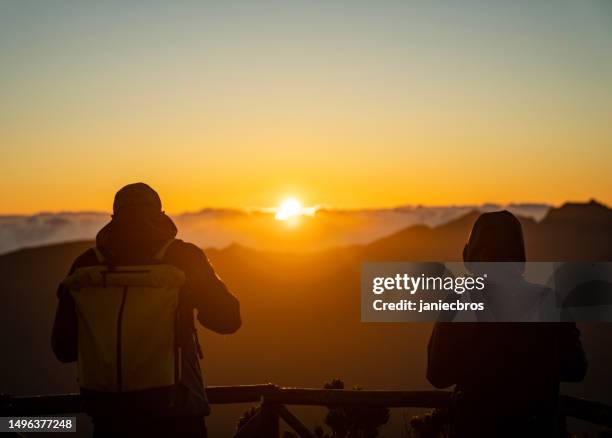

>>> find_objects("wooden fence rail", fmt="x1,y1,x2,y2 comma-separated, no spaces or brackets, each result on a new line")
2,386,612,437
0,385,452,416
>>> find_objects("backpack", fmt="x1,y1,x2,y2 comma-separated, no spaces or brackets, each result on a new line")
63,239,187,392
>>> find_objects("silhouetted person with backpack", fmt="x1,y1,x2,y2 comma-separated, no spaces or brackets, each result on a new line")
427,211,587,437
52,183,241,437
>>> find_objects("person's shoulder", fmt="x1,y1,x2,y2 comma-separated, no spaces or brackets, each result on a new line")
70,247,100,271
168,239,204,255
165,239,208,266
523,280,553,297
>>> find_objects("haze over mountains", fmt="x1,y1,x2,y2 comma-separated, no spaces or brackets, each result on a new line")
0,203,549,255
0,200,610,435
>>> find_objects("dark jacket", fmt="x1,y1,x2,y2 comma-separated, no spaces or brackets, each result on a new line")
51,212,241,418
427,321,587,437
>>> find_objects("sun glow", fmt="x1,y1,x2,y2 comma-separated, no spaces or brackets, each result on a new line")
275,197,305,221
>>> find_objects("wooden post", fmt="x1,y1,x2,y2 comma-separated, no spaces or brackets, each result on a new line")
558,412,567,438
260,398,280,438
276,404,315,438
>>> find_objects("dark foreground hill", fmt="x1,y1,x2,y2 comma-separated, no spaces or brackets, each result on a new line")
1,201,611,436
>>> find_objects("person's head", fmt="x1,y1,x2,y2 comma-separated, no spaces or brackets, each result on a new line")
463,210,526,263
112,182,163,219
97,183,177,260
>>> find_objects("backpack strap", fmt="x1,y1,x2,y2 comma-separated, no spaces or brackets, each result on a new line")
92,247,106,264
193,325,204,359
154,238,177,261
154,238,204,359
155,238,204,359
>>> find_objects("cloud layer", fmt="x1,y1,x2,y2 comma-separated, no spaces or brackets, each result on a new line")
0,204,549,255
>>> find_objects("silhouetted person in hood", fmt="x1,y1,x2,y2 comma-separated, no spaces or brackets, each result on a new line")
427,211,587,438
52,183,241,437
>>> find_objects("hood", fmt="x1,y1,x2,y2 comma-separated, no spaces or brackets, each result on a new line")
96,211,177,265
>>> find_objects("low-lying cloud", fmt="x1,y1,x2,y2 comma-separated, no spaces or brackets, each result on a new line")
0,204,549,255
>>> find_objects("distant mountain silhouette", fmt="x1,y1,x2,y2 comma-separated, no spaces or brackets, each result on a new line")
525,200,612,261
0,201,610,435
364,211,484,260
543,200,612,224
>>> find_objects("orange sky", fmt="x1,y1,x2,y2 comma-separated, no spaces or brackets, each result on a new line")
1,2,611,214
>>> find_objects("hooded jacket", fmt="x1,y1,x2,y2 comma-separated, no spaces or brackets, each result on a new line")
51,212,241,418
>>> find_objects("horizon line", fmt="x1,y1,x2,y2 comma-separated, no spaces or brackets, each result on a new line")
0,199,606,217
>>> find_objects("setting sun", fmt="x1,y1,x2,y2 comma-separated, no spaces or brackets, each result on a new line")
275,197,304,221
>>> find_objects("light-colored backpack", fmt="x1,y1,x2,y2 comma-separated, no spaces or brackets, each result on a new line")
63,239,186,392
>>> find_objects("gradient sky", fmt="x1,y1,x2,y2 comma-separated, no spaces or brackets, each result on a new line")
1,0,611,214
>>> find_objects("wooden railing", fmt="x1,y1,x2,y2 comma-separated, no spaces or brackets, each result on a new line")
2,386,612,437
